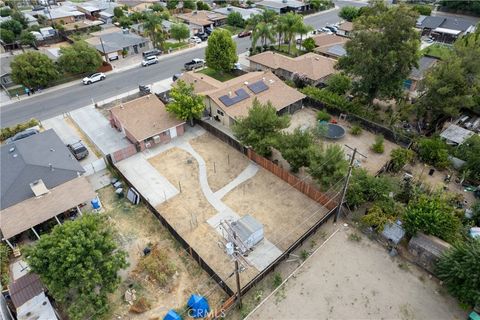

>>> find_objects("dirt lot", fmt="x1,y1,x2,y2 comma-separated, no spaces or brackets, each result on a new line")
287,108,399,174
190,132,250,192
248,223,466,320
98,187,226,319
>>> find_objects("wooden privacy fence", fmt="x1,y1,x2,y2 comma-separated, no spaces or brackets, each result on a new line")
247,149,338,210
110,144,137,163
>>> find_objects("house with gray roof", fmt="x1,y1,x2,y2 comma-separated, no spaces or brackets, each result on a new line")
404,56,439,95
257,0,309,13
0,55,14,89
213,6,263,20
416,15,476,42
92,30,151,57
0,129,95,246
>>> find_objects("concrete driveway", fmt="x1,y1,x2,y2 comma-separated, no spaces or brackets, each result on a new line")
70,105,131,155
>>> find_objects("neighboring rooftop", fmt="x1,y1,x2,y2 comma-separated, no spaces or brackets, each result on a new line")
180,70,305,119
91,31,149,53
312,33,349,48
248,51,337,82
9,273,44,309
440,124,475,145
0,129,85,210
213,6,263,20
110,94,185,142
417,15,474,32
257,0,305,9
176,10,227,26
338,21,353,32
409,56,438,80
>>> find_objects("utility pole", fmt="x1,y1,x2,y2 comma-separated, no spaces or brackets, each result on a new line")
99,37,108,63
334,146,366,223
233,231,242,309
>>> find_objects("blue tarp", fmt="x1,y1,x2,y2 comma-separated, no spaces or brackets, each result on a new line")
164,310,182,320
187,294,210,318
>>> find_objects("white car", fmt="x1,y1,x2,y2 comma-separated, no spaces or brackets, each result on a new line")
189,36,202,44
82,73,106,85
142,55,159,67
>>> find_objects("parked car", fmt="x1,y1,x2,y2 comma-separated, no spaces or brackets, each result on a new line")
319,27,332,34
195,32,209,41
67,141,89,160
205,27,213,35
142,55,159,67
82,73,106,85
238,30,252,38
143,49,161,57
5,128,39,144
189,36,202,44
325,25,338,33
233,63,242,70
184,58,205,70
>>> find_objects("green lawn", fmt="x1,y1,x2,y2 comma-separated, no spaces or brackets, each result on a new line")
196,68,237,82
274,44,306,57
421,43,453,60
220,25,244,35
164,41,188,52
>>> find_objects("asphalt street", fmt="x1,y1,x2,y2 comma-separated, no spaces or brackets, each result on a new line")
0,0,365,127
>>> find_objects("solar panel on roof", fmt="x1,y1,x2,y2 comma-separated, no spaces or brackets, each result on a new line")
247,80,269,94
219,88,250,107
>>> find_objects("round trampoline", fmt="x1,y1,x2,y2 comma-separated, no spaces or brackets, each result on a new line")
318,122,346,139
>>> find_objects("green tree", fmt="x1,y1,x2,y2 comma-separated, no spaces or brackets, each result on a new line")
205,28,237,73
251,21,275,49
302,37,315,52
11,51,59,88
346,169,397,208
338,5,360,21
0,7,12,17
411,4,432,16
0,28,15,44
389,148,415,172
417,137,450,168
440,0,480,15
166,80,205,126
183,0,196,10
309,0,332,11
276,128,314,172
361,199,405,231
196,1,210,10
0,19,22,36
278,12,302,54
232,99,290,157
151,3,164,12
296,21,313,51
308,144,348,189
227,12,245,28
113,6,124,18
143,13,166,50
403,193,462,243
25,214,128,320
170,23,189,42
58,41,102,75
19,30,35,46
437,239,480,307
167,0,179,10
337,3,420,104
118,16,132,28
326,73,351,95
455,134,480,181
11,10,28,28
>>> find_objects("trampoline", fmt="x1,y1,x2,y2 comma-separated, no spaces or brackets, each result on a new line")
318,122,346,139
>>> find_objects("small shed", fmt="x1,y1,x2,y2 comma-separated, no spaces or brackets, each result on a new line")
408,232,451,274
440,124,475,146
164,309,182,320
230,214,264,253
187,294,210,318
381,222,405,245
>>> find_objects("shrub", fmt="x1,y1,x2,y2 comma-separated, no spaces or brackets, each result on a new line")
302,37,315,52
412,4,432,16
390,148,415,172
417,137,450,168
316,110,331,122
371,135,384,154
139,246,176,287
436,239,480,307
403,194,462,243
350,125,362,136
129,296,152,313
0,243,11,290
346,169,398,208
361,199,404,231
272,272,282,288
0,118,39,141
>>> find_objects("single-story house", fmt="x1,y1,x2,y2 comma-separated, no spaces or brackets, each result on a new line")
404,56,438,94
311,33,349,59
109,94,185,151
88,30,151,58
213,6,263,20
416,15,476,42
248,51,337,86
0,129,95,247
176,10,227,34
23,13,39,26
8,272,58,320
336,21,353,37
0,55,14,89
179,71,305,127
257,0,309,13
98,11,114,24
75,3,102,19
440,124,475,146
32,8,86,25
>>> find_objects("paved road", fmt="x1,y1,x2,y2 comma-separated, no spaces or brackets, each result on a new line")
0,0,365,128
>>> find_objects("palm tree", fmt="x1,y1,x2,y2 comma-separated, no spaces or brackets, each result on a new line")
143,13,166,51
260,9,277,24
252,22,275,50
296,22,313,52
275,19,286,49
281,12,302,54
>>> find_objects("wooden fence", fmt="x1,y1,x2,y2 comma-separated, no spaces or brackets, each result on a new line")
110,144,137,163
247,149,338,210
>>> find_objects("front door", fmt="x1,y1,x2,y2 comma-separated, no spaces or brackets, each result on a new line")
133,45,138,54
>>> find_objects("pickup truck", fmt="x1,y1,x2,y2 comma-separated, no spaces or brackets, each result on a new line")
184,58,205,71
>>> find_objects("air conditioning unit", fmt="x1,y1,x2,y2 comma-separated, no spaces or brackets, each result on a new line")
145,142,151,148
153,135,161,144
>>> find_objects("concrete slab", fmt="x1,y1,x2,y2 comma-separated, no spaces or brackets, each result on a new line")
70,105,131,155
116,152,179,206
246,239,283,271
86,169,111,191
215,163,259,199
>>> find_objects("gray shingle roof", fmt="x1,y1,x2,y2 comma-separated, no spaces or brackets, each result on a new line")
418,16,445,29
409,56,438,80
440,18,473,32
0,129,85,210
95,32,149,53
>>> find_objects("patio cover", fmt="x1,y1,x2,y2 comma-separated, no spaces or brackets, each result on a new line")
0,177,95,239
433,27,461,35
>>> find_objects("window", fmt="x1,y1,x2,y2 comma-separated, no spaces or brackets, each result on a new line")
139,43,144,48
123,47,129,52
217,109,224,116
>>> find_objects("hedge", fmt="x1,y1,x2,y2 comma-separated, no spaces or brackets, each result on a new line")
0,118,39,141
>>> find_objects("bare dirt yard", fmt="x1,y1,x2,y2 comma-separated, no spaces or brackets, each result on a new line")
287,107,399,174
98,186,226,319
190,132,250,192
248,222,466,320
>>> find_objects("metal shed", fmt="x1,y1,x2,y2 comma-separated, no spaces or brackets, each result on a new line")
230,214,264,253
